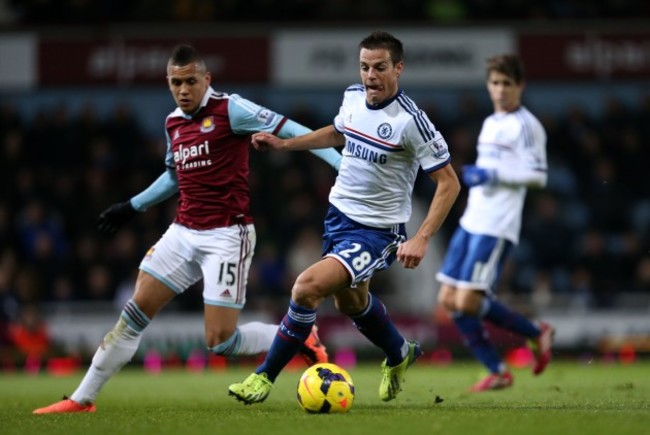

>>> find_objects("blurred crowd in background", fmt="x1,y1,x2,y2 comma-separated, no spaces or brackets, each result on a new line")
2,0,649,25
1,91,649,327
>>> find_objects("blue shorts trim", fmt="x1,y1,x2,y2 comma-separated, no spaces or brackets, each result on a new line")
322,204,406,286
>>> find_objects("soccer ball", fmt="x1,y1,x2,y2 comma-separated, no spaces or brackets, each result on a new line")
296,363,355,414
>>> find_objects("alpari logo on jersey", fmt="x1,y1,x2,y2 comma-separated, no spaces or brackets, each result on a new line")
174,140,213,169
200,116,216,133
428,136,450,159
255,108,277,126
377,123,393,139
345,140,388,164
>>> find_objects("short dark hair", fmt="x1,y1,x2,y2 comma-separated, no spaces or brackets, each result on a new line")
359,31,404,65
168,44,206,70
486,54,525,83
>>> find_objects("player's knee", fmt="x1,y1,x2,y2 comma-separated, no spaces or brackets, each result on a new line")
291,273,325,309
456,292,483,316
437,286,457,312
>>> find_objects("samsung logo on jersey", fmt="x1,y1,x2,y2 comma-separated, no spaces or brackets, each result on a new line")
346,141,388,164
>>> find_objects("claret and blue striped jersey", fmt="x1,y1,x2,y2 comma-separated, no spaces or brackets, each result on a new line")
330,85,451,228
164,87,287,229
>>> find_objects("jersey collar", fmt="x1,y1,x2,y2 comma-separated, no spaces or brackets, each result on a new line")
365,89,402,111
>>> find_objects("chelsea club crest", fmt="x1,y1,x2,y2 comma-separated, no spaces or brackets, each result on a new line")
377,122,392,139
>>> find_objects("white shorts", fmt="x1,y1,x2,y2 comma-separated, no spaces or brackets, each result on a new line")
139,222,256,308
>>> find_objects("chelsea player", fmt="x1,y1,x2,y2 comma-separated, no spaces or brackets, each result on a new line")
228,31,460,404
436,54,554,392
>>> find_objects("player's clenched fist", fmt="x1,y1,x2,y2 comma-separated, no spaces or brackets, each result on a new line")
251,132,283,151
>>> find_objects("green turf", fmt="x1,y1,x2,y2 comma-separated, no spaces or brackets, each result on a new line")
2,361,649,435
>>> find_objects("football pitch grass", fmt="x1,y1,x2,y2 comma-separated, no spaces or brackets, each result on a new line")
2,360,649,435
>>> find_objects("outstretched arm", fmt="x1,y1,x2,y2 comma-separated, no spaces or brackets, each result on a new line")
253,125,344,152
396,163,460,269
462,165,547,188
130,168,179,211
276,119,342,170
97,168,178,234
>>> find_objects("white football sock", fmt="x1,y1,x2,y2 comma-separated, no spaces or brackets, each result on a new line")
70,317,143,404
209,322,278,356
235,322,279,355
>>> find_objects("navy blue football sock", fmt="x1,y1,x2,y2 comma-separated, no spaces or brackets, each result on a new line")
256,300,316,382
453,312,504,374
480,298,540,338
350,293,405,366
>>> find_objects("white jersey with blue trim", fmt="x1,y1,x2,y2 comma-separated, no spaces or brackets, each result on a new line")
460,106,547,243
329,85,451,228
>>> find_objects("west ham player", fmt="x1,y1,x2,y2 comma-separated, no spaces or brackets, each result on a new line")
33,44,339,414
228,31,460,404
436,54,554,392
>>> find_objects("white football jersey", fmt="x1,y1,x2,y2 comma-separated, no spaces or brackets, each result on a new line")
460,106,547,243
329,85,451,228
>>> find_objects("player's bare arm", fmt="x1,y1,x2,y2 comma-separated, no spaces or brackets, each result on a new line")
252,125,343,152
396,164,460,269
251,132,282,151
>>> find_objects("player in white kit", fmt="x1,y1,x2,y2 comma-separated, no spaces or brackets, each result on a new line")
436,54,554,392
229,31,460,404
33,44,339,414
